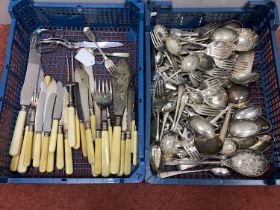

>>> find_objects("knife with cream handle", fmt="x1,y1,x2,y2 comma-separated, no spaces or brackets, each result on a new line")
49,81,63,152
75,67,95,164
56,118,64,170
10,32,41,156
62,88,73,175
33,82,46,167
17,126,29,173
117,108,127,176
39,79,57,172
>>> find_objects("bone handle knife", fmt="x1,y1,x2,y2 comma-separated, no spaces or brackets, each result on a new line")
47,151,55,172
117,132,126,176
101,121,110,177
94,130,102,175
85,122,95,164
133,126,138,166
17,126,29,173
64,132,73,175
49,119,59,152
73,112,81,149
124,131,132,176
110,117,122,174
80,121,88,157
39,133,50,172
9,108,27,156
56,124,64,169
23,124,34,167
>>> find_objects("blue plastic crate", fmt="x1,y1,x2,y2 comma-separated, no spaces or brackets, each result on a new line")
145,0,280,185
0,0,145,183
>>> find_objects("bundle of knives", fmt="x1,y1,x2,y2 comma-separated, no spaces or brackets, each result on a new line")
9,29,138,177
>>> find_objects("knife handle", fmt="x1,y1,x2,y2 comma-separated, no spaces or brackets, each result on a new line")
124,132,131,176
17,126,29,173
133,128,138,166
64,133,73,175
49,119,59,152
85,123,95,164
94,130,102,175
108,120,113,155
56,129,64,170
23,126,34,167
33,132,42,167
117,132,126,176
32,131,36,160
110,125,121,174
91,164,98,177
10,155,19,171
39,134,49,173
44,75,52,86
10,109,27,156
101,128,110,177
68,106,76,147
80,122,88,157
131,120,135,154
73,114,80,149
90,115,96,140
47,151,55,173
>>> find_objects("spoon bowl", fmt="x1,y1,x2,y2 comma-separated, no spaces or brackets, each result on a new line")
233,136,258,148
250,134,274,153
230,72,260,84
233,105,261,120
211,27,239,42
150,143,163,172
195,135,223,155
229,120,260,138
256,117,272,133
189,115,216,139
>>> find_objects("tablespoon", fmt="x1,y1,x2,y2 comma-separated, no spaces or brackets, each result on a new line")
150,143,163,172
232,105,261,120
230,72,260,84
229,120,260,138
189,115,216,139
157,167,230,178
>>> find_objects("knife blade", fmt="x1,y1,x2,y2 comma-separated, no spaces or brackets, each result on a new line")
75,68,95,164
39,79,57,173
9,32,41,156
33,82,46,167
49,81,63,152
110,58,130,174
80,41,123,49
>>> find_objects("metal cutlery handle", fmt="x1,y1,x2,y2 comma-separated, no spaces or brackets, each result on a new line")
83,27,107,60
158,169,209,179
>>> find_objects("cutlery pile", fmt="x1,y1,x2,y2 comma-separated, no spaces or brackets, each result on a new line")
150,21,274,178
9,28,138,177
